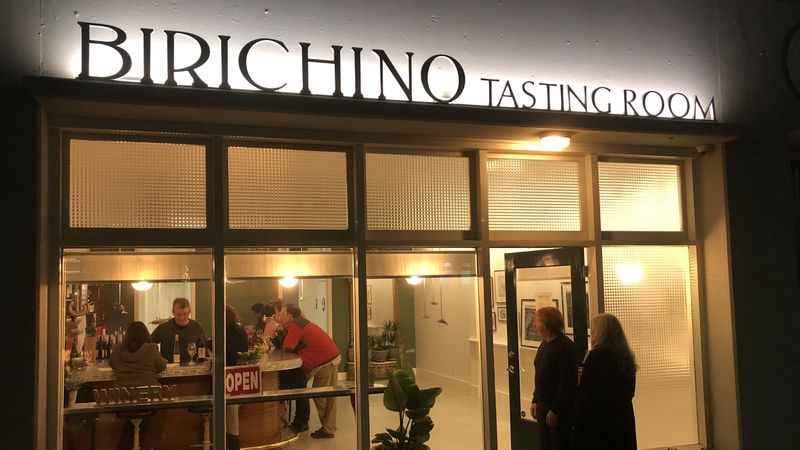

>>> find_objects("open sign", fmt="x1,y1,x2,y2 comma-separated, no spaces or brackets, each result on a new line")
225,365,261,397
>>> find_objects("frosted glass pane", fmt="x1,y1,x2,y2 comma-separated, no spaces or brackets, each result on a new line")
487,158,582,231
602,246,698,449
366,153,471,231
598,162,682,231
228,146,348,229
69,139,206,229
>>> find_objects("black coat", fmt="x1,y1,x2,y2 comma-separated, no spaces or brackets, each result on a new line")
533,333,579,420
574,347,637,450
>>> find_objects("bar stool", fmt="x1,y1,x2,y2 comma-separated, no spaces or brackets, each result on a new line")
188,405,213,450
116,410,155,450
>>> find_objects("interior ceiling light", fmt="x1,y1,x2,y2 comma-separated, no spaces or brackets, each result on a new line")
279,276,299,288
615,263,644,286
406,276,424,286
131,281,153,291
538,131,572,151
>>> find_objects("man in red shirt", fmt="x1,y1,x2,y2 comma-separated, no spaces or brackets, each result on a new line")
279,304,341,439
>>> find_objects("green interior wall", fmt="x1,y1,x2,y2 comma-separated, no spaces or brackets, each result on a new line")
331,278,352,371
224,279,280,329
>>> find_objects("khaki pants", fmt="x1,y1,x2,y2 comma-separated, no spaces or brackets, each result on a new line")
307,355,341,433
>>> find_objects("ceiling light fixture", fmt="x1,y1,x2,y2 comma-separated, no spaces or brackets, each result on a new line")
279,276,299,288
406,276,424,286
131,281,153,291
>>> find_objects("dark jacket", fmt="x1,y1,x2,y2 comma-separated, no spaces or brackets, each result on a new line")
226,321,249,366
110,343,167,387
574,347,637,450
533,333,578,420
150,319,207,363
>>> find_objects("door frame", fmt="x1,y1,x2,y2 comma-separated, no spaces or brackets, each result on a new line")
504,247,589,450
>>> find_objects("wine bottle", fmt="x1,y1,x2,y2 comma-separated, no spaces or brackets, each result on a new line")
173,334,180,364
197,338,206,361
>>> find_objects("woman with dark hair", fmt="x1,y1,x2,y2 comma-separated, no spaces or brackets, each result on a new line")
530,306,578,450
226,305,249,366
574,313,637,450
110,321,167,386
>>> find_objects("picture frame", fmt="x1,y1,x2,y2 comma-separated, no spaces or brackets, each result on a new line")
561,281,574,335
520,299,541,348
493,270,506,305
492,311,497,331
496,306,507,322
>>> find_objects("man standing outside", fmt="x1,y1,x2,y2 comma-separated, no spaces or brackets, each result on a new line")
278,304,341,439
151,298,207,364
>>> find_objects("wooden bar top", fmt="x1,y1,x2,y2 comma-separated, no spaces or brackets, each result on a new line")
71,350,302,383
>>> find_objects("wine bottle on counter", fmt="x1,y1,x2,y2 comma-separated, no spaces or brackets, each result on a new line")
173,334,180,364
197,338,206,361
95,334,103,361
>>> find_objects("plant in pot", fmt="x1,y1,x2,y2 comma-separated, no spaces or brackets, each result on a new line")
383,321,399,360
372,334,390,362
372,369,441,450
237,344,265,365
64,370,83,407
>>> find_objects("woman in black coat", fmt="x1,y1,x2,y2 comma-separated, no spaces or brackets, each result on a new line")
574,313,637,450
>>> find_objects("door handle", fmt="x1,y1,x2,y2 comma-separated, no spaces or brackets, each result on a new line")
507,365,516,374
508,350,516,359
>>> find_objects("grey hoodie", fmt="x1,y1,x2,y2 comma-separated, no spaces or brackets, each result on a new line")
110,343,167,387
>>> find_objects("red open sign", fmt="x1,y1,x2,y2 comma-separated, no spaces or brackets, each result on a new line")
225,365,261,397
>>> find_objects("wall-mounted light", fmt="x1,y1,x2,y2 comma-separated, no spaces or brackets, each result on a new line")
406,276,424,286
538,131,572,151
131,281,153,291
615,263,643,286
279,276,299,288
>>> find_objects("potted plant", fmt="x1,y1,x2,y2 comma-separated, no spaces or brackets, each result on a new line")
237,344,265,365
64,371,83,407
372,369,441,450
372,335,390,362
383,321,399,360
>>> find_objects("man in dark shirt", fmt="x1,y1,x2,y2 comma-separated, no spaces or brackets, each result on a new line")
532,306,578,450
151,297,207,364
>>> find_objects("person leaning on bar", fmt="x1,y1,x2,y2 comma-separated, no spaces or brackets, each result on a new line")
110,321,168,450
150,297,207,364
279,304,342,439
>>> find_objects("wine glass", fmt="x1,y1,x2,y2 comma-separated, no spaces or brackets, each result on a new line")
187,342,197,365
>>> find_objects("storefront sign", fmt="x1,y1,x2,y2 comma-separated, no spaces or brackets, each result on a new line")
224,365,261,397
76,22,716,121
92,384,177,405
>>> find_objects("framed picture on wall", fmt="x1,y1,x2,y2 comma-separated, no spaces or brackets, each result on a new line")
520,299,541,348
496,306,507,322
493,270,506,305
561,281,574,335
492,311,497,331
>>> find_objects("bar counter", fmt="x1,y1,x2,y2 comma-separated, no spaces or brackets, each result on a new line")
64,351,302,450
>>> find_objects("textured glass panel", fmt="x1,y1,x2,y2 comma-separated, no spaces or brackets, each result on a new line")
69,140,206,228
598,162,682,231
602,246,698,449
366,153,471,230
228,146,348,229
487,158,582,231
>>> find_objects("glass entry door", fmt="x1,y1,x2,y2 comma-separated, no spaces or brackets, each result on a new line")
504,248,589,450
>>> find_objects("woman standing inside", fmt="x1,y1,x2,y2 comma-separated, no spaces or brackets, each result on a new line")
530,306,578,450
574,313,637,450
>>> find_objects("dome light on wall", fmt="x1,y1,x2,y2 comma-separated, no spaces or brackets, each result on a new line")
538,131,572,151
406,276,423,286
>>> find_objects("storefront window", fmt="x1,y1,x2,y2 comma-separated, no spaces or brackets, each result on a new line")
366,249,483,450
598,161,683,232
366,153,472,231
224,248,356,449
602,245,699,449
61,248,214,450
68,139,207,229
227,145,349,230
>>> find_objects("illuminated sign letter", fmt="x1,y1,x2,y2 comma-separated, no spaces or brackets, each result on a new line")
165,30,211,87
300,43,343,96
372,49,414,101
77,22,132,81
420,54,466,104
239,38,289,92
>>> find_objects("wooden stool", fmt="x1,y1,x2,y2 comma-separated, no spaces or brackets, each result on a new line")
188,406,213,450
116,411,154,450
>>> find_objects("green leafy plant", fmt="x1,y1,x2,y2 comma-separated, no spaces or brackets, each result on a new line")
237,345,264,365
372,369,442,450
64,370,83,392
